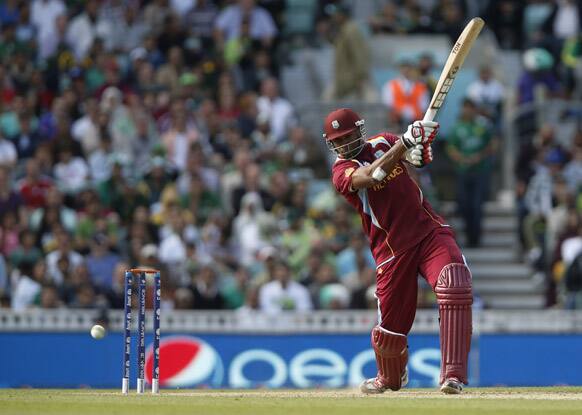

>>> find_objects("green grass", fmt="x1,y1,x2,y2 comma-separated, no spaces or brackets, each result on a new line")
1,388,582,415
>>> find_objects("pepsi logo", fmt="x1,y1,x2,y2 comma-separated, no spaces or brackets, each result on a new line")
145,336,224,388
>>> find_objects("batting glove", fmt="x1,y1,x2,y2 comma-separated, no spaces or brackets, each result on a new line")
404,143,433,168
401,120,439,149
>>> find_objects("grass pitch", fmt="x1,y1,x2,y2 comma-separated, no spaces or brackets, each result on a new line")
2,388,582,415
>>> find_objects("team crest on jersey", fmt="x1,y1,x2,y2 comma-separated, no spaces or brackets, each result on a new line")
332,120,340,129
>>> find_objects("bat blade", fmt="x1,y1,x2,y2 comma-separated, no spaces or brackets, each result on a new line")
423,17,485,122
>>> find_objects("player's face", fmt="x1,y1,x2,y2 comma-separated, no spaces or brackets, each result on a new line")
329,130,364,159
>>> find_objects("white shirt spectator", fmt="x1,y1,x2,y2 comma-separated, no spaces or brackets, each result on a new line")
232,192,274,266
54,156,90,194
467,77,505,109
524,165,553,216
159,232,187,264
109,11,149,53
553,0,580,40
171,0,196,15
46,250,84,284
11,274,42,311
257,78,295,142
66,12,113,60
31,0,66,42
257,97,295,142
0,137,17,168
259,280,313,314
215,4,277,41
563,152,582,193
71,116,100,155
88,150,113,184
562,236,582,266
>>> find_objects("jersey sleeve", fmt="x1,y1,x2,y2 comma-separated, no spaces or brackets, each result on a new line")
332,159,360,196
368,132,400,148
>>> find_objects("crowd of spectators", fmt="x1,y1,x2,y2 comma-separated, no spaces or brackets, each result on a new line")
0,0,384,315
499,0,582,308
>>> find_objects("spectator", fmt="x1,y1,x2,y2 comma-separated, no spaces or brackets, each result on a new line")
232,163,274,215
53,144,90,195
0,167,22,218
143,0,172,37
564,254,582,308
45,229,83,284
518,48,561,105
161,101,201,172
157,14,188,55
18,159,54,209
12,114,42,160
214,0,277,50
232,191,275,267
11,261,45,310
39,283,63,308
259,261,312,313
71,97,102,156
0,0,19,27
308,263,338,308
186,0,219,51
38,13,68,60
541,0,581,46
564,146,582,193
0,210,20,258
256,77,295,143
9,230,42,269
324,3,374,102
382,58,429,129
467,66,506,127
190,265,224,309
0,132,17,169
109,6,148,53
66,0,113,60
369,2,403,34
85,235,119,293
31,0,66,48
486,0,524,50
319,283,351,310
221,266,250,309
446,98,498,247
156,46,185,93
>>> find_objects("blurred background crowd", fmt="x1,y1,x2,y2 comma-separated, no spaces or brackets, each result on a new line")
0,0,581,314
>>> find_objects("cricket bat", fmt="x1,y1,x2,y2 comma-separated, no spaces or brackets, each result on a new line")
423,17,485,122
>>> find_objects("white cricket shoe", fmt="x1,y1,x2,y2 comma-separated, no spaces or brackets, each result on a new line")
440,378,464,394
359,368,408,394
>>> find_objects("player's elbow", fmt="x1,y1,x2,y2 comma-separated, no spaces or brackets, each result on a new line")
351,168,375,190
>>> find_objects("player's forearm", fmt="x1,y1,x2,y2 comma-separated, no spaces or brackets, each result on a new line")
351,140,408,190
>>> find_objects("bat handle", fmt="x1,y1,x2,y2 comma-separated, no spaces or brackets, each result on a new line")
423,109,437,122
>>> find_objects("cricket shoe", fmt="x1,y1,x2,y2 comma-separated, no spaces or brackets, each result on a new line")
359,368,408,394
440,378,464,394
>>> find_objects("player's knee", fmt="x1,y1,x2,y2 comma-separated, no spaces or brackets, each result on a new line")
435,263,472,304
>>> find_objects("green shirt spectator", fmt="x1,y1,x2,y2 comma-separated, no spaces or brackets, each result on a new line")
9,230,42,269
446,99,496,173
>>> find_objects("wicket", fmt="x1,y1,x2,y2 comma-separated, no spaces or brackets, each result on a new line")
122,268,161,394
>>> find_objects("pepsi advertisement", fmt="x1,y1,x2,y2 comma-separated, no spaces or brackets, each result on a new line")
1,333,582,388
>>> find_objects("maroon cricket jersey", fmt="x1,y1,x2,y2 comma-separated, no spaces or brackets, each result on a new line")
331,133,448,269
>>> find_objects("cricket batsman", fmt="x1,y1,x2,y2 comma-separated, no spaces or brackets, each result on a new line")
325,108,472,394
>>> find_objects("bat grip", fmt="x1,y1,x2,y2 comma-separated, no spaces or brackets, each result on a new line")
423,109,437,122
